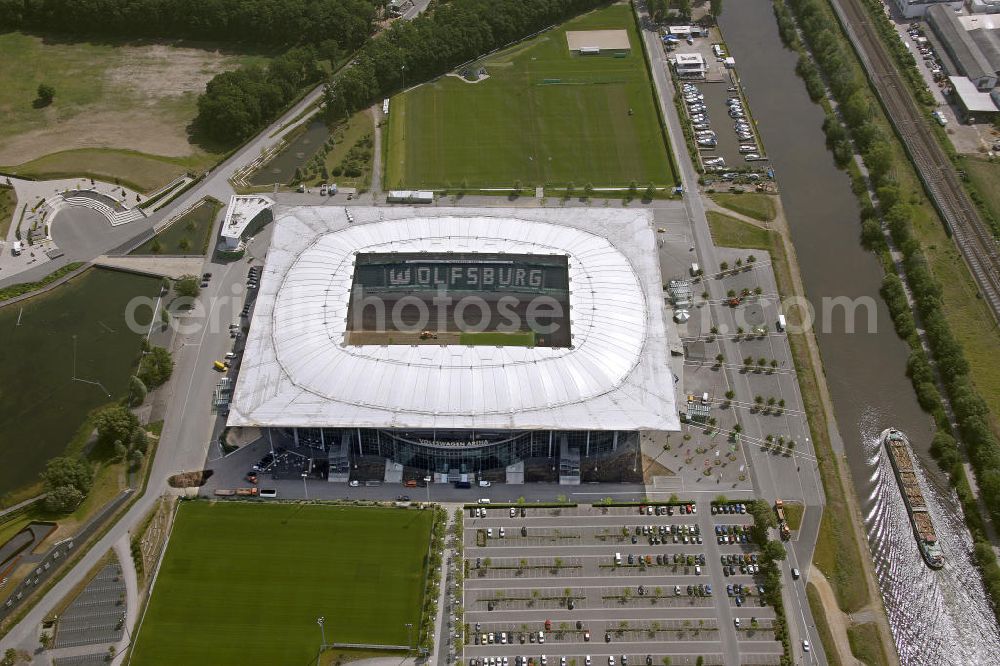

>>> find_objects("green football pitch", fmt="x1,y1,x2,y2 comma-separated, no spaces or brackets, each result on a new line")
384,3,674,190
130,502,432,665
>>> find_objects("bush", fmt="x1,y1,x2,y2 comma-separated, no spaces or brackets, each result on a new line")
174,275,200,298
93,405,139,447
138,346,174,389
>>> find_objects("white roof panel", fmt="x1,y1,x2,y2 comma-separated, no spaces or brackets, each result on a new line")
227,206,679,432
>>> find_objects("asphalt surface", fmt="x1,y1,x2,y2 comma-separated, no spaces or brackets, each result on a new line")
635,4,825,664
462,503,782,666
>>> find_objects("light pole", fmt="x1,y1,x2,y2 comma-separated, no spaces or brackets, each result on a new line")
424,475,431,503
316,616,327,664
302,471,309,500
401,64,406,91
405,622,413,650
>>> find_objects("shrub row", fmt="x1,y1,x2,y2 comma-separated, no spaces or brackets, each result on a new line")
777,0,1000,621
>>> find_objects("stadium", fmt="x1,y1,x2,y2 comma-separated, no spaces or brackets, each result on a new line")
227,206,681,484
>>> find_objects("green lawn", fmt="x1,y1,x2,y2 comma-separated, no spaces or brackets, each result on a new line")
131,197,222,255
131,502,432,665
847,622,888,666
806,583,843,666
1,148,216,194
706,211,771,249
783,501,804,531
0,186,16,240
961,155,1000,237
459,331,537,346
709,192,777,222
0,268,158,498
385,4,673,189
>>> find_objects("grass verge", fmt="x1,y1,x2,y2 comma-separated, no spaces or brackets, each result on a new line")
847,622,888,666
709,192,777,222
130,197,222,255
0,148,216,193
784,502,804,530
806,582,843,666
0,186,15,239
706,210,770,248
0,261,85,302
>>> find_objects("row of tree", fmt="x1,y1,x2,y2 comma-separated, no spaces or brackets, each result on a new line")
778,0,1000,620
324,0,609,119
195,46,324,144
0,0,374,48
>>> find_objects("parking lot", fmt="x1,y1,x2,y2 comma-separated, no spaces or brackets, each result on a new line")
462,502,784,666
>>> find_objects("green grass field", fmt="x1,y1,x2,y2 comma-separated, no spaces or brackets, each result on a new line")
385,4,673,189
131,502,432,665
131,197,222,255
0,267,157,498
706,210,771,249
459,331,536,346
709,192,778,222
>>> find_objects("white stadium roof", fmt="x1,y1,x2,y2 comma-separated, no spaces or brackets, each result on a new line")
227,206,679,432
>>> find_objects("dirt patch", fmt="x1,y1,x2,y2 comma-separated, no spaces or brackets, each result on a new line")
167,469,213,488
0,40,261,164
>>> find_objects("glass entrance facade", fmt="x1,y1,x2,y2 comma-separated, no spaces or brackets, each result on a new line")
288,428,636,474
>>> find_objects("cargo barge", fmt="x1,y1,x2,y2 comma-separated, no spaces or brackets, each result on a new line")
881,428,944,569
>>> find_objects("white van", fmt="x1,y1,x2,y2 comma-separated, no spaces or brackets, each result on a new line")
776,314,787,332
259,488,277,498
11,241,22,256
614,552,622,565
690,262,700,276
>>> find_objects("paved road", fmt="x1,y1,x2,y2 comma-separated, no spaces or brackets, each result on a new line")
634,5,824,664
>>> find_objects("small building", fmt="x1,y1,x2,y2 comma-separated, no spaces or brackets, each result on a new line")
948,75,1000,121
891,0,962,19
565,29,631,54
723,57,736,69
668,279,693,308
674,53,707,79
382,98,389,115
220,195,274,251
387,190,434,204
928,5,998,90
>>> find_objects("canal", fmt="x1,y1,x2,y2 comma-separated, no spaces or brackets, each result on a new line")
719,0,1000,662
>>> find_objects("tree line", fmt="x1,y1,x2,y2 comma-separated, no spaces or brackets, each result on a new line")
776,0,1000,620
324,0,609,119
0,0,375,48
195,46,323,144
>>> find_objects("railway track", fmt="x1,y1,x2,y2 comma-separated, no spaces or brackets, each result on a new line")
829,0,1000,322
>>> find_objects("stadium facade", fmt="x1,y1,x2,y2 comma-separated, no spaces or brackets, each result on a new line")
227,206,681,484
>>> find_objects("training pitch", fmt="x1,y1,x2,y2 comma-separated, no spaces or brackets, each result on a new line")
130,502,433,664
385,4,674,189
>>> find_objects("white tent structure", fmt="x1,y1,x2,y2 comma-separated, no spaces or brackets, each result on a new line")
228,206,679,433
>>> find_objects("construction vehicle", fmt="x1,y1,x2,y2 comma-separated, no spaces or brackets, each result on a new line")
774,499,791,540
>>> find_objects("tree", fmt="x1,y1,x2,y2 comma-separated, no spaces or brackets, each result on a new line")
41,456,91,496
36,83,55,106
715,353,725,366
762,540,787,562
93,405,139,446
114,440,128,461
128,448,145,470
175,275,200,298
138,346,174,388
44,485,85,513
178,237,192,252
128,375,147,407
709,0,723,20
644,184,656,201
677,0,691,21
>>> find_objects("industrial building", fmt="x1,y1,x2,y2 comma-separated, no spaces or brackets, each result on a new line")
227,206,681,485
928,4,998,89
891,0,962,19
